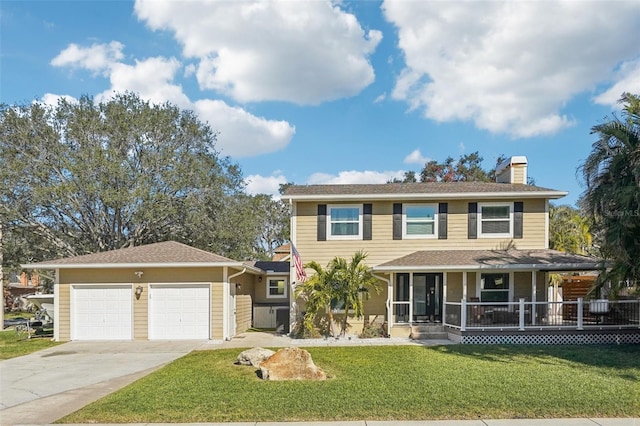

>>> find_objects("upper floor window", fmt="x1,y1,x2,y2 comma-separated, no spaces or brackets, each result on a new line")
267,277,287,299
328,205,362,239
478,202,512,238
403,204,437,238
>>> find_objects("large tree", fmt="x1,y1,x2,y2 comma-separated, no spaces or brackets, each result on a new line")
549,205,592,255
390,152,508,183
0,93,256,264
580,92,640,291
251,194,290,260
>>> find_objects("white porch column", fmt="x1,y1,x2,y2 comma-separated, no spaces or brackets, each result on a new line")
442,272,448,325
462,271,468,301
222,267,229,340
54,268,60,342
531,271,537,325
387,273,394,329
408,273,414,324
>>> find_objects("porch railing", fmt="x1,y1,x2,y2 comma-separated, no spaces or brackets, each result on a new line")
443,298,640,331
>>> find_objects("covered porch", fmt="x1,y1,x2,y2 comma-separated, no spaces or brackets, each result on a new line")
374,249,640,344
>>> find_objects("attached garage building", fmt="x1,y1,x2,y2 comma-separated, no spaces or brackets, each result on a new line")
23,241,263,342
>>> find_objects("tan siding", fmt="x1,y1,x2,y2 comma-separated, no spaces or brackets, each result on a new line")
133,283,148,340
253,275,289,305
211,283,224,340
59,267,227,341
60,267,223,284
467,272,477,299
363,284,387,319
235,294,253,333
58,283,71,341
537,272,547,301
513,167,525,185
514,272,531,301
446,272,463,302
295,199,548,268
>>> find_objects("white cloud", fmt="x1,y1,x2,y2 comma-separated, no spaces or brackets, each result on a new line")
593,59,640,107
134,0,382,104
373,93,386,104
403,149,430,165
51,41,124,75
382,1,640,138
307,169,405,185
96,57,191,108
245,173,288,198
39,93,78,106
194,100,295,157
50,43,295,158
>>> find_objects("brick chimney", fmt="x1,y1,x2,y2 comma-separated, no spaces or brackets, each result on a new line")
496,156,528,184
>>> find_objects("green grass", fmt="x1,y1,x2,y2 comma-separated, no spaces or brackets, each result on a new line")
0,329,60,360
58,345,640,423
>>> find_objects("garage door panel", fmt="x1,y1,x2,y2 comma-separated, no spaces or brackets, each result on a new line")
72,285,132,341
149,284,210,340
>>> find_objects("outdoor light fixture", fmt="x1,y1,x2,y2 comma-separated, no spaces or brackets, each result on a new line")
235,283,242,290
134,271,144,278
135,285,144,299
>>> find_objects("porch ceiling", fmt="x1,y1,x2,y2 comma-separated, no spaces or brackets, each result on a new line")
373,249,602,272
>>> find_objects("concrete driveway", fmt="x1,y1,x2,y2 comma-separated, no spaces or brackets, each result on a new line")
0,340,200,425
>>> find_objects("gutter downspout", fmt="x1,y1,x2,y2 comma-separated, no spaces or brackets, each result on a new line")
228,268,247,281
373,272,391,337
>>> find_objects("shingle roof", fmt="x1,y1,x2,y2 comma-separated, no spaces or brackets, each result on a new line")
283,182,566,200
375,249,602,272
22,241,257,270
251,261,291,274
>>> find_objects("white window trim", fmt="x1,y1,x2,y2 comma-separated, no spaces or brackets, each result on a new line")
476,272,514,303
402,203,438,239
478,202,513,238
266,276,288,299
327,204,362,240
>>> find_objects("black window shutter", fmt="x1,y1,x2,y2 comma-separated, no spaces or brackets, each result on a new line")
393,203,402,240
438,203,448,239
317,204,327,241
514,201,524,239
363,203,372,240
468,202,477,239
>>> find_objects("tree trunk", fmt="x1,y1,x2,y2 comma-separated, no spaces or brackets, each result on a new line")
341,302,350,337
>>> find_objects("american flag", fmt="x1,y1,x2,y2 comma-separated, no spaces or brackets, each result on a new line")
291,243,307,283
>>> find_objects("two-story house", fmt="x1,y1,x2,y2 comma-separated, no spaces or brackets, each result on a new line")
283,156,639,344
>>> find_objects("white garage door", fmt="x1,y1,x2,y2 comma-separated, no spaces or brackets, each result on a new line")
149,284,210,340
72,285,132,340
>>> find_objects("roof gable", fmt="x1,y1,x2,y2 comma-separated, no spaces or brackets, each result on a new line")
22,241,254,270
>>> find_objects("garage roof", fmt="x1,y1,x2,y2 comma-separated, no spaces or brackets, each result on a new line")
22,241,262,272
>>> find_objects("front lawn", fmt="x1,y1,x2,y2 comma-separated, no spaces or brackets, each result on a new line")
0,329,60,360
59,345,640,423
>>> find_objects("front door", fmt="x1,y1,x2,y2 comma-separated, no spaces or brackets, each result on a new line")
413,273,443,322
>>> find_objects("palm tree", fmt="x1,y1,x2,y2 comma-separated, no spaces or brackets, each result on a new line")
294,259,339,337
581,92,640,293
549,205,592,255
331,250,381,336
295,250,380,337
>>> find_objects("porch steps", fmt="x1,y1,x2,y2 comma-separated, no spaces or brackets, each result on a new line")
410,324,449,340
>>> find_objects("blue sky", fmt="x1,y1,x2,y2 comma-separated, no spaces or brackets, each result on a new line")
2,1,639,206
